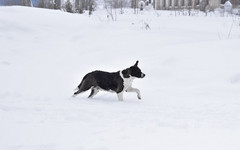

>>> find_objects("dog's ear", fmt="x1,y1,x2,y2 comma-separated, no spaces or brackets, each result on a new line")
134,61,139,67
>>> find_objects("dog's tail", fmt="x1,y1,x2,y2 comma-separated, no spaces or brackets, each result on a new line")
72,85,81,97
74,81,83,92
73,74,91,97
73,76,86,96
74,75,86,92
74,87,79,91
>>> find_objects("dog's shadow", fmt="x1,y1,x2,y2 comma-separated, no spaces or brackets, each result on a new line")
72,92,142,104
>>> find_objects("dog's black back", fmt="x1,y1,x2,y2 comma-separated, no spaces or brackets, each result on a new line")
79,71,124,93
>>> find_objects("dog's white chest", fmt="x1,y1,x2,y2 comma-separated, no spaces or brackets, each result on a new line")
120,71,135,90
123,77,134,89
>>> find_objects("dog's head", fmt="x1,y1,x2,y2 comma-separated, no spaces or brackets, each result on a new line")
122,61,145,78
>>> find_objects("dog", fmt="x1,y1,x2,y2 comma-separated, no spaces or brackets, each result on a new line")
73,61,145,101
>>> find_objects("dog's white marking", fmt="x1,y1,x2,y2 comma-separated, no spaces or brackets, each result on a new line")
119,71,135,90
119,71,141,100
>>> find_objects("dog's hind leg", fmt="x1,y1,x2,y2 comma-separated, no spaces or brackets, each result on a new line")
88,88,99,98
73,79,93,97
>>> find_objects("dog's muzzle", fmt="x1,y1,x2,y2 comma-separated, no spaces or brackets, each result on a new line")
141,73,146,78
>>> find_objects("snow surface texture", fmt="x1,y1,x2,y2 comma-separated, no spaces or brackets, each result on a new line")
1,6,240,150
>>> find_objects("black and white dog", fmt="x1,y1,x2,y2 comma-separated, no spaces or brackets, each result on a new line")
73,61,145,101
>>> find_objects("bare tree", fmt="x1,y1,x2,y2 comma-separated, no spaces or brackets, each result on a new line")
187,0,192,16
105,0,115,20
89,0,94,15
131,0,137,14
38,0,45,8
65,0,73,13
54,0,61,9
21,0,32,6
74,0,96,14
75,0,83,13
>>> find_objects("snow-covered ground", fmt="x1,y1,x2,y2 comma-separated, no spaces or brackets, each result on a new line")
0,6,240,150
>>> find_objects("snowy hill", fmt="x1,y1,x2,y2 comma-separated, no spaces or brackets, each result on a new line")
0,6,240,150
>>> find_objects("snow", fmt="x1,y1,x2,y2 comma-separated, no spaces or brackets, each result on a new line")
224,1,232,7
1,6,240,150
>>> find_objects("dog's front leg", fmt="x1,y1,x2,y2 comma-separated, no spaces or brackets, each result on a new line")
117,92,124,101
126,87,141,100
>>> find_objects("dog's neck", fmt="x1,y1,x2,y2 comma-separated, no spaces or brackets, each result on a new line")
121,68,130,78
119,70,135,90
119,69,136,80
